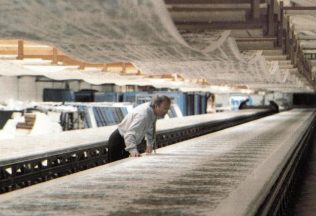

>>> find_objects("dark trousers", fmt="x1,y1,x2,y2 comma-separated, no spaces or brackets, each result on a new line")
107,129,129,162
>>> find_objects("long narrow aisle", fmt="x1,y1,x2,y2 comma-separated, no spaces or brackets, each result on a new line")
292,136,316,215
0,109,315,216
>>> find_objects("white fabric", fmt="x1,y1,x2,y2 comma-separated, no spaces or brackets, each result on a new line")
286,13,316,84
291,0,316,6
0,0,311,92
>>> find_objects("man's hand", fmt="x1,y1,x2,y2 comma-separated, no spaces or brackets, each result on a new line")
129,150,140,157
145,146,153,154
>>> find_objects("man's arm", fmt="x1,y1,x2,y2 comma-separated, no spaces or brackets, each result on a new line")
145,120,155,154
123,115,146,156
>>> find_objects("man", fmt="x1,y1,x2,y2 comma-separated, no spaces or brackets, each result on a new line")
239,98,249,110
107,95,171,162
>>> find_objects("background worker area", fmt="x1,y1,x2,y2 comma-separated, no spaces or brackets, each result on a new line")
107,95,171,162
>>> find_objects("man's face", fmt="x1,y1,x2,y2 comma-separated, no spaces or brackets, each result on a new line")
154,101,171,118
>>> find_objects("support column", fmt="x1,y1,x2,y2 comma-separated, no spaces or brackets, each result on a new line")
251,0,261,20
267,0,275,36
52,48,58,64
17,40,24,60
102,64,108,72
278,1,284,49
121,63,127,74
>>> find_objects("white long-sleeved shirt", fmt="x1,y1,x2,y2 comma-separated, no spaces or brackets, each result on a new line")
118,102,156,153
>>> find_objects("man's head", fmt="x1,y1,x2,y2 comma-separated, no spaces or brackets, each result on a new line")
151,95,171,118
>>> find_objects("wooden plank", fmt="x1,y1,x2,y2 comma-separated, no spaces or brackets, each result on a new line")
22,55,52,60
23,46,52,51
80,63,104,68
23,49,53,55
23,41,49,46
108,62,134,68
169,7,247,12
165,0,265,4
0,39,137,72
58,55,82,65
58,55,135,71
174,20,264,30
283,6,316,10
0,48,18,55
0,47,52,55
0,46,53,56
235,37,277,41
0,39,19,45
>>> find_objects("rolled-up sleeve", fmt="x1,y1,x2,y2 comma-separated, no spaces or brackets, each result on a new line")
123,114,146,152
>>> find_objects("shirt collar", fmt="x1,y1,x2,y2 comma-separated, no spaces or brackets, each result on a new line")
147,103,157,120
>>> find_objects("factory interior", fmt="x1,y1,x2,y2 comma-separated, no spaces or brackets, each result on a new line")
1,0,316,215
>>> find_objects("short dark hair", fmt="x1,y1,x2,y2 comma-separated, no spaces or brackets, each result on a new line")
150,95,171,107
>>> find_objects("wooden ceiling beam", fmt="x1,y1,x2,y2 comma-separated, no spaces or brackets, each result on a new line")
0,39,19,45
165,0,265,4
0,47,53,55
23,49,53,55
147,73,183,81
235,37,277,41
169,7,250,12
58,55,136,71
283,6,316,10
0,48,18,55
0,40,140,73
22,55,52,60
174,20,264,30
107,63,134,68
196,78,209,85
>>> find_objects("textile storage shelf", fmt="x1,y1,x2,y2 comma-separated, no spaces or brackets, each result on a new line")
43,88,75,102
74,90,98,102
94,92,123,102
121,91,208,116
65,102,132,128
